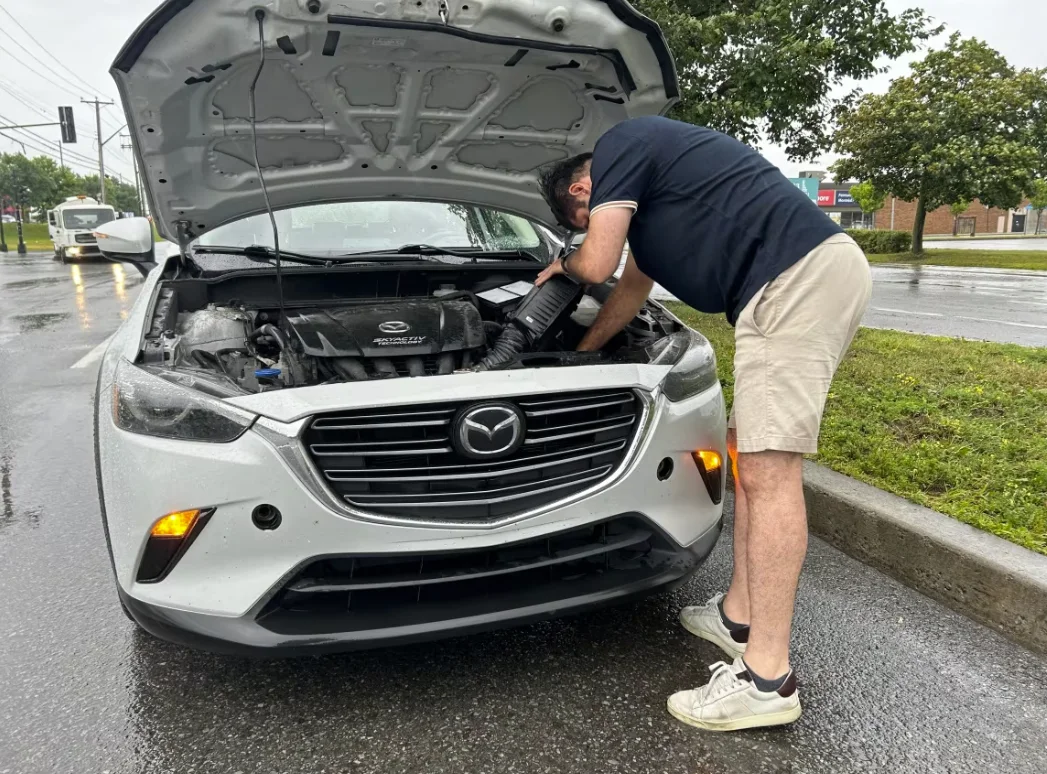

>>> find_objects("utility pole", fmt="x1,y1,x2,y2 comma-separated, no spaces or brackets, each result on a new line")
121,134,143,216
81,97,115,203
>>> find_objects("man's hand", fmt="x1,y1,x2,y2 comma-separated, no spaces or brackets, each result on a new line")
535,257,567,287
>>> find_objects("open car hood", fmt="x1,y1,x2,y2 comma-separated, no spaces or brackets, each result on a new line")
111,0,677,243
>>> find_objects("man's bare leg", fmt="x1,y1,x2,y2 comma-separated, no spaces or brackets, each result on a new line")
721,429,750,626
736,449,807,679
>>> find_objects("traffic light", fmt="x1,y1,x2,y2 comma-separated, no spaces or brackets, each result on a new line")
59,106,76,144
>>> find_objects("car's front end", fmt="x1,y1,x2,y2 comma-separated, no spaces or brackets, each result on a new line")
96,0,725,656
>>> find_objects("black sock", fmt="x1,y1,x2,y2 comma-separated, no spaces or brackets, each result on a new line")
742,659,790,692
717,598,749,632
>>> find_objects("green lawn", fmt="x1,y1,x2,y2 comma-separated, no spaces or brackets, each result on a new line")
668,304,1047,556
0,221,51,251
869,249,1047,271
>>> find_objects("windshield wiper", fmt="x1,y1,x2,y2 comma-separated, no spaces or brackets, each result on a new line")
193,245,332,266
341,244,539,262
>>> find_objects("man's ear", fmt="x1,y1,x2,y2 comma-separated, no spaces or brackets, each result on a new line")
568,175,591,199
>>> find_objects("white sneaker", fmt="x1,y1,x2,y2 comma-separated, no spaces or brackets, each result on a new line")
667,658,802,732
679,593,748,660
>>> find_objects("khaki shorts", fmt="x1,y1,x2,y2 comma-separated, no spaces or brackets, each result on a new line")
727,233,872,454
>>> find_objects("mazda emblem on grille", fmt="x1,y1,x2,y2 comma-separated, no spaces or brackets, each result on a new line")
456,403,524,459
378,320,410,334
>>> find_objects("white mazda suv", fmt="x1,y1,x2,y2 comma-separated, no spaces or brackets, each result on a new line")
93,0,726,655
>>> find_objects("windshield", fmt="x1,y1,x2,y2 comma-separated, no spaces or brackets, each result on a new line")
196,201,554,260
63,208,116,229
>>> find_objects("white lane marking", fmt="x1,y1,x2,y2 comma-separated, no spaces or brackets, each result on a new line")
71,334,114,369
871,307,1047,331
956,316,1047,331
871,307,944,317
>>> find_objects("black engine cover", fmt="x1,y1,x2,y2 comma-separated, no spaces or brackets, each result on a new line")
285,300,484,358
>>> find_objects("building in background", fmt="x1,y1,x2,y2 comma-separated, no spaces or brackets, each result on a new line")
817,182,874,229
875,197,1035,236
792,171,1040,235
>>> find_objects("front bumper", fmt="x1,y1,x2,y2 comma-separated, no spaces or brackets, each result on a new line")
98,369,726,655
119,514,722,656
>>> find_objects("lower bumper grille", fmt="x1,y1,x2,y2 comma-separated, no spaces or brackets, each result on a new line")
256,516,696,636
303,388,643,522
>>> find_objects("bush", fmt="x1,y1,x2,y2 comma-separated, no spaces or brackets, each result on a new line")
846,228,911,254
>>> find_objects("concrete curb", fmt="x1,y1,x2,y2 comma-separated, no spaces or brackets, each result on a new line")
802,461,1047,655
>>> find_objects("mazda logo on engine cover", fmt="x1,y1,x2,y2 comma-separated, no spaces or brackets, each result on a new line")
455,403,525,459
378,320,410,334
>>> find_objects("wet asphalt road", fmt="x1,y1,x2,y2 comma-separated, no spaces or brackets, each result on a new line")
864,264,1047,347
643,259,1047,347
2,252,1047,774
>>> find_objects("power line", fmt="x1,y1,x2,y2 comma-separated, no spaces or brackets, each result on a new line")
0,2,115,99
0,82,51,120
0,34,84,101
0,113,119,170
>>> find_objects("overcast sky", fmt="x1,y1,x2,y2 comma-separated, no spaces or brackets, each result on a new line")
0,0,1044,183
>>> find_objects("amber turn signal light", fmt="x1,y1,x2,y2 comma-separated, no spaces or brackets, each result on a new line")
692,451,724,505
150,509,200,538
137,508,214,583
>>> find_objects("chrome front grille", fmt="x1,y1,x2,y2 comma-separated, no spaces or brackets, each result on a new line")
74,233,96,244
303,389,642,522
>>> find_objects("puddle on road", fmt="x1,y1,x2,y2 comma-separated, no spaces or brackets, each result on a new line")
2,277,63,290
13,313,70,333
0,452,41,533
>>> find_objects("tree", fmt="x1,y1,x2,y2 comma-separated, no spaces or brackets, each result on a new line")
0,153,48,217
849,181,886,215
833,34,1047,253
1030,179,1047,235
633,0,939,159
80,174,142,215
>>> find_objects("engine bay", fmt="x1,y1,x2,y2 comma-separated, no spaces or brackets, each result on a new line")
140,267,682,395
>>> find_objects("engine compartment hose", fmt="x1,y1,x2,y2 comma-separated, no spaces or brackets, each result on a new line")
477,323,528,371
332,357,368,381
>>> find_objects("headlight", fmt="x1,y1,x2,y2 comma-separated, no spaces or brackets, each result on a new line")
67,246,81,256
647,330,719,402
111,360,256,442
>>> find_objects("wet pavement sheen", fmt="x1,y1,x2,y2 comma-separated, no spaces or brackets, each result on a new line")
1,252,1046,773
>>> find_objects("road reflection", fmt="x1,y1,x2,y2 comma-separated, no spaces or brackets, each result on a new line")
70,265,92,331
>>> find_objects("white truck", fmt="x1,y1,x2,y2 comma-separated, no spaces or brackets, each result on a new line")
47,196,117,263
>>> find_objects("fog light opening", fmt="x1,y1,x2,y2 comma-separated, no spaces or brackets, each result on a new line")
137,508,214,583
656,457,674,481
252,504,282,531
692,451,724,505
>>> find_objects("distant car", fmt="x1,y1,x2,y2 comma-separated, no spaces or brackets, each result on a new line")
93,0,727,656
1,214,16,223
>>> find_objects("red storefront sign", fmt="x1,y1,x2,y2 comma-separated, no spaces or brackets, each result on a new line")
817,190,836,207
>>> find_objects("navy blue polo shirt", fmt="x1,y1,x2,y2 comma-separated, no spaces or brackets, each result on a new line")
588,116,842,324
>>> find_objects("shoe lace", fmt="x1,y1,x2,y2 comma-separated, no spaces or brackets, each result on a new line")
702,661,743,702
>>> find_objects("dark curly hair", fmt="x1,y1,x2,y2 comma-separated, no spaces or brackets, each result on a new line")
537,152,593,230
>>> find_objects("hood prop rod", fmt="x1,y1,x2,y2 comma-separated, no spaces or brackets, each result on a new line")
249,8,286,324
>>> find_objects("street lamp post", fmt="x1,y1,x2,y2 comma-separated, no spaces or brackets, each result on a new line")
0,195,8,253
15,192,26,255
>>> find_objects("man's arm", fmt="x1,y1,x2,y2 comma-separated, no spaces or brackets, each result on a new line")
535,207,632,286
577,252,654,351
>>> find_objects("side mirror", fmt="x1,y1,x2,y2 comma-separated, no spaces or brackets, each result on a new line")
94,217,157,277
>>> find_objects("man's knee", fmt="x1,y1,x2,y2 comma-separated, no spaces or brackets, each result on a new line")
735,450,803,500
